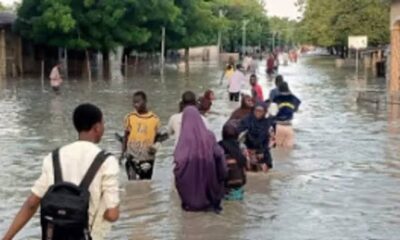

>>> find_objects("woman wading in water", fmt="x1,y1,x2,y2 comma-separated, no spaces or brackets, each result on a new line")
174,106,227,213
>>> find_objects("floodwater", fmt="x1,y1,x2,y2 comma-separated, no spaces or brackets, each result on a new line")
1,57,400,240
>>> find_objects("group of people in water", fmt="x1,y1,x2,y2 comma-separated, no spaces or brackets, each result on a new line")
118,59,301,213
3,55,301,239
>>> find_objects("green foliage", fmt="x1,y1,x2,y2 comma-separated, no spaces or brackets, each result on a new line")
16,0,177,51
269,17,299,47
16,0,272,52
0,2,7,11
299,0,390,47
214,0,270,51
167,0,221,49
132,0,180,52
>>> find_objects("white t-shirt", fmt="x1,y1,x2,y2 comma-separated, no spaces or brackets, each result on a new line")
229,70,246,93
31,141,120,240
168,113,210,146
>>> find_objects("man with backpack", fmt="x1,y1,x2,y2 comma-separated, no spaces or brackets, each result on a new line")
3,103,120,240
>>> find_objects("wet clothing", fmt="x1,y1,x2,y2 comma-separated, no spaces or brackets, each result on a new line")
230,96,253,121
50,66,62,88
229,70,246,94
125,157,154,180
243,56,252,72
275,124,294,148
124,111,160,161
225,68,234,81
274,56,280,72
269,88,280,101
229,92,240,102
267,57,275,74
273,93,301,122
174,107,227,212
198,97,212,114
225,187,244,201
219,139,247,200
238,114,275,168
283,53,289,66
249,60,258,74
52,86,60,93
198,90,213,114
252,84,264,102
32,141,120,239
167,112,210,147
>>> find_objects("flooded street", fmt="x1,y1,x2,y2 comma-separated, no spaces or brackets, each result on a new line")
1,56,400,240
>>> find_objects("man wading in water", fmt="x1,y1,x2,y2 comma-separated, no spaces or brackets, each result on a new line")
168,91,210,147
49,63,63,93
3,104,120,240
122,91,161,180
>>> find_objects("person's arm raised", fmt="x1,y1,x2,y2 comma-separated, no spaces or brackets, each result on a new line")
2,194,41,240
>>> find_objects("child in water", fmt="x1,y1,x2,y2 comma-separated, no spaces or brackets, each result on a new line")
239,102,275,172
122,91,161,180
219,121,247,200
198,89,215,115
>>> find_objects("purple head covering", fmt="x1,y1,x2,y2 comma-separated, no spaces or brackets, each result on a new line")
174,106,226,212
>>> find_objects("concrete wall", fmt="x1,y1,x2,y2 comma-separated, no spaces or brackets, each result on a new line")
5,30,22,77
178,45,219,61
0,27,23,78
390,0,400,93
391,0,400,27
220,53,240,63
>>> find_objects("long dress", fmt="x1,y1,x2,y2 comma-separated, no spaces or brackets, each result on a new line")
174,106,227,212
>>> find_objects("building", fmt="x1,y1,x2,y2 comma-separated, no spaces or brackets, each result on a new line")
0,12,23,78
0,11,94,80
390,0,400,94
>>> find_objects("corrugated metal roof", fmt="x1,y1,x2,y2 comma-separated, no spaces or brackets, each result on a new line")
0,12,16,26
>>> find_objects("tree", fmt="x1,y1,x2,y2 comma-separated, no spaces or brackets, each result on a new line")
298,0,390,53
170,0,221,52
214,0,270,52
16,0,150,51
269,17,299,48
129,0,180,53
16,0,182,78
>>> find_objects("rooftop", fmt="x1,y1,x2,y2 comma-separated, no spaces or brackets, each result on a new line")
0,12,16,26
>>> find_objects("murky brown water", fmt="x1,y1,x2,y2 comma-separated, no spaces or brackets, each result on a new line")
1,57,400,240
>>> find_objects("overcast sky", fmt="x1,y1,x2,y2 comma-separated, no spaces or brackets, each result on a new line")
265,0,301,20
0,0,15,6
1,0,302,20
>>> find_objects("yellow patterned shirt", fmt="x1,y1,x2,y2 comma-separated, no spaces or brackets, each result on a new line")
124,111,160,161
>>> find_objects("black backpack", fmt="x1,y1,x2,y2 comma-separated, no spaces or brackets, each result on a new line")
40,148,111,240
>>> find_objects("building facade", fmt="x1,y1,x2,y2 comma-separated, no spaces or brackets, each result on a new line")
390,0,400,94
0,12,23,79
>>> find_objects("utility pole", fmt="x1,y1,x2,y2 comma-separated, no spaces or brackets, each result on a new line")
242,19,250,56
355,49,359,77
160,26,166,73
277,32,280,49
272,32,276,51
217,10,226,53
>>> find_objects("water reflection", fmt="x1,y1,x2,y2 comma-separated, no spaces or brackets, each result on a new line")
1,57,400,239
